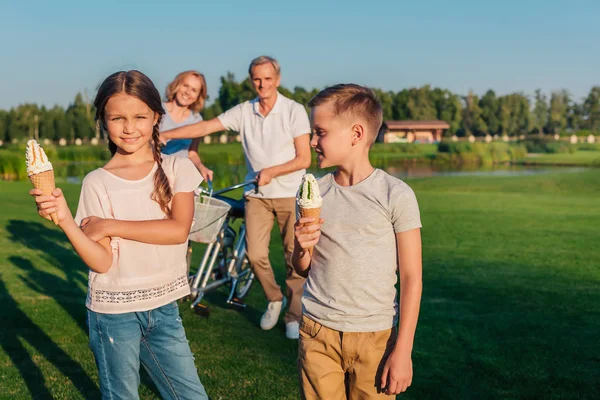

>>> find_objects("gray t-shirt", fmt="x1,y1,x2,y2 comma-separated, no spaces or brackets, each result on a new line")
302,169,422,332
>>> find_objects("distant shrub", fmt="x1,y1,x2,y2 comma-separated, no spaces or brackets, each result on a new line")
578,142,600,151
0,150,27,181
371,143,422,154
57,146,111,162
521,137,574,154
436,140,526,165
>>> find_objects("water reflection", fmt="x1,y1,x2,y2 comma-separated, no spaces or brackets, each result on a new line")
59,160,587,186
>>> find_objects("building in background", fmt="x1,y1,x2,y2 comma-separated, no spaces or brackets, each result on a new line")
377,120,449,143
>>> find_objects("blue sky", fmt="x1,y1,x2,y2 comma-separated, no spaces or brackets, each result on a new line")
1,0,598,109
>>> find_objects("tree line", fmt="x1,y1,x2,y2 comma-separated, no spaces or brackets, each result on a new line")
1,73,599,143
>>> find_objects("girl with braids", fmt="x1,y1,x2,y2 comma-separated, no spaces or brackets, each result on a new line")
161,70,213,182
30,70,209,399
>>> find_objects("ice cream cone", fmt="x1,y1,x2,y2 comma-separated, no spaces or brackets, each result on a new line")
297,173,323,257
299,206,321,256
26,140,58,225
29,170,59,225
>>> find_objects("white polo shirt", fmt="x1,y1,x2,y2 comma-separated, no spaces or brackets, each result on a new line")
218,92,311,198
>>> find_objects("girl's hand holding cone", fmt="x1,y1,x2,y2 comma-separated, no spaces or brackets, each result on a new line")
29,188,72,226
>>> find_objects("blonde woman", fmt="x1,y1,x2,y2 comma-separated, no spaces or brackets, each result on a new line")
161,70,213,181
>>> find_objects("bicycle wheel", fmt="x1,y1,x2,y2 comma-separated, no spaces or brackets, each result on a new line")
213,226,235,280
234,250,254,299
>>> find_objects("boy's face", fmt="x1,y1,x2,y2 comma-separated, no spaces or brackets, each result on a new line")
310,101,355,168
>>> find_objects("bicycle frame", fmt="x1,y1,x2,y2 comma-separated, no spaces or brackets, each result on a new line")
189,180,257,310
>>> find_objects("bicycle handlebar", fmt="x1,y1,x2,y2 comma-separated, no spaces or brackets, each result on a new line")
200,179,259,197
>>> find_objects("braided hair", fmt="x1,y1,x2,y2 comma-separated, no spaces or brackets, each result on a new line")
94,70,173,216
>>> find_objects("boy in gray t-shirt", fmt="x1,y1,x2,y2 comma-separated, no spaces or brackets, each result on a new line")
292,84,423,399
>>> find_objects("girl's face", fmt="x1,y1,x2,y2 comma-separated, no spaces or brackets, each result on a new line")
175,75,202,107
104,93,158,155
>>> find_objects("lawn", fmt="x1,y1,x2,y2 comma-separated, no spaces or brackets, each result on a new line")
517,150,600,166
0,170,599,399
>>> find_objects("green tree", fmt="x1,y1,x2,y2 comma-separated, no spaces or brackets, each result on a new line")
462,91,487,136
66,93,95,140
392,90,410,120
406,86,437,120
533,89,548,135
479,90,500,135
38,106,55,140
217,72,255,111
567,101,584,132
583,86,600,132
372,88,394,120
0,110,7,142
5,104,41,141
547,90,570,134
431,88,462,135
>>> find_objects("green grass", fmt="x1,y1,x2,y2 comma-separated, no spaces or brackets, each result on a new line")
1,171,599,399
517,150,600,166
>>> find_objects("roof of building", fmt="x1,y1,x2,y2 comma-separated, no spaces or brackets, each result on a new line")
383,120,450,130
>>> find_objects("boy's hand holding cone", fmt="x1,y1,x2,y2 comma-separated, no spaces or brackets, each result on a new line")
26,140,59,225
296,174,323,256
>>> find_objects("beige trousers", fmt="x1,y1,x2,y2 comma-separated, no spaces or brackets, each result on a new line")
245,196,305,323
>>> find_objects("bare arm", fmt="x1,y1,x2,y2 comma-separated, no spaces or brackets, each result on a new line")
188,139,214,182
82,192,195,245
381,228,423,395
257,134,311,186
31,188,113,274
394,228,422,353
160,117,225,140
62,219,113,273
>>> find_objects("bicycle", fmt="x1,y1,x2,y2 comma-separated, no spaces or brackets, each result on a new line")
186,180,258,317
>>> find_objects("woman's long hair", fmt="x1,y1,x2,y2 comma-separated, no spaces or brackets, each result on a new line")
165,70,208,112
94,70,172,216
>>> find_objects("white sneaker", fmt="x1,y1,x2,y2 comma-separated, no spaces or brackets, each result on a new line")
260,297,287,330
286,321,300,339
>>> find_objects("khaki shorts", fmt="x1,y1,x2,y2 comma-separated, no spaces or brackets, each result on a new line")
298,315,397,399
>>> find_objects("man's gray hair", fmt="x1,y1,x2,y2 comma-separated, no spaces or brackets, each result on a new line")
248,55,281,77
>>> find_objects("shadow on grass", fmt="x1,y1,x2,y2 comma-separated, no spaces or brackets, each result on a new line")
6,221,164,398
6,220,89,334
0,275,100,399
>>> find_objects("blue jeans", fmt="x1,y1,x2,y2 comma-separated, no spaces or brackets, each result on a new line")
88,302,208,400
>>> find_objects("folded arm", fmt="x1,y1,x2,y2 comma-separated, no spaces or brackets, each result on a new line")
82,192,196,245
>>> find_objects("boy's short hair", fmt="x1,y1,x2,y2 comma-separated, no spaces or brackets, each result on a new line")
308,84,383,143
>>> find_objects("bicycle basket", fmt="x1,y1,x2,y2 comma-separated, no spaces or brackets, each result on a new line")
189,196,232,243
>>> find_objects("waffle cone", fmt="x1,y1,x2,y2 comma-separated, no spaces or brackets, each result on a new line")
29,170,59,225
299,206,321,256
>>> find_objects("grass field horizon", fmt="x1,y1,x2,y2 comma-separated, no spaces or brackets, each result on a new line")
1,170,599,399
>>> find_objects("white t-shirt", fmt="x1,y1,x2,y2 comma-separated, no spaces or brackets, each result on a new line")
218,92,310,198
74,155,203,314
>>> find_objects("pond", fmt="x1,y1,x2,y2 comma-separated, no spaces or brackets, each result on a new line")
57,160,588,186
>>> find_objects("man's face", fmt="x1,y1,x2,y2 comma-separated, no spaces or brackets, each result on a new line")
250,63,280,100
